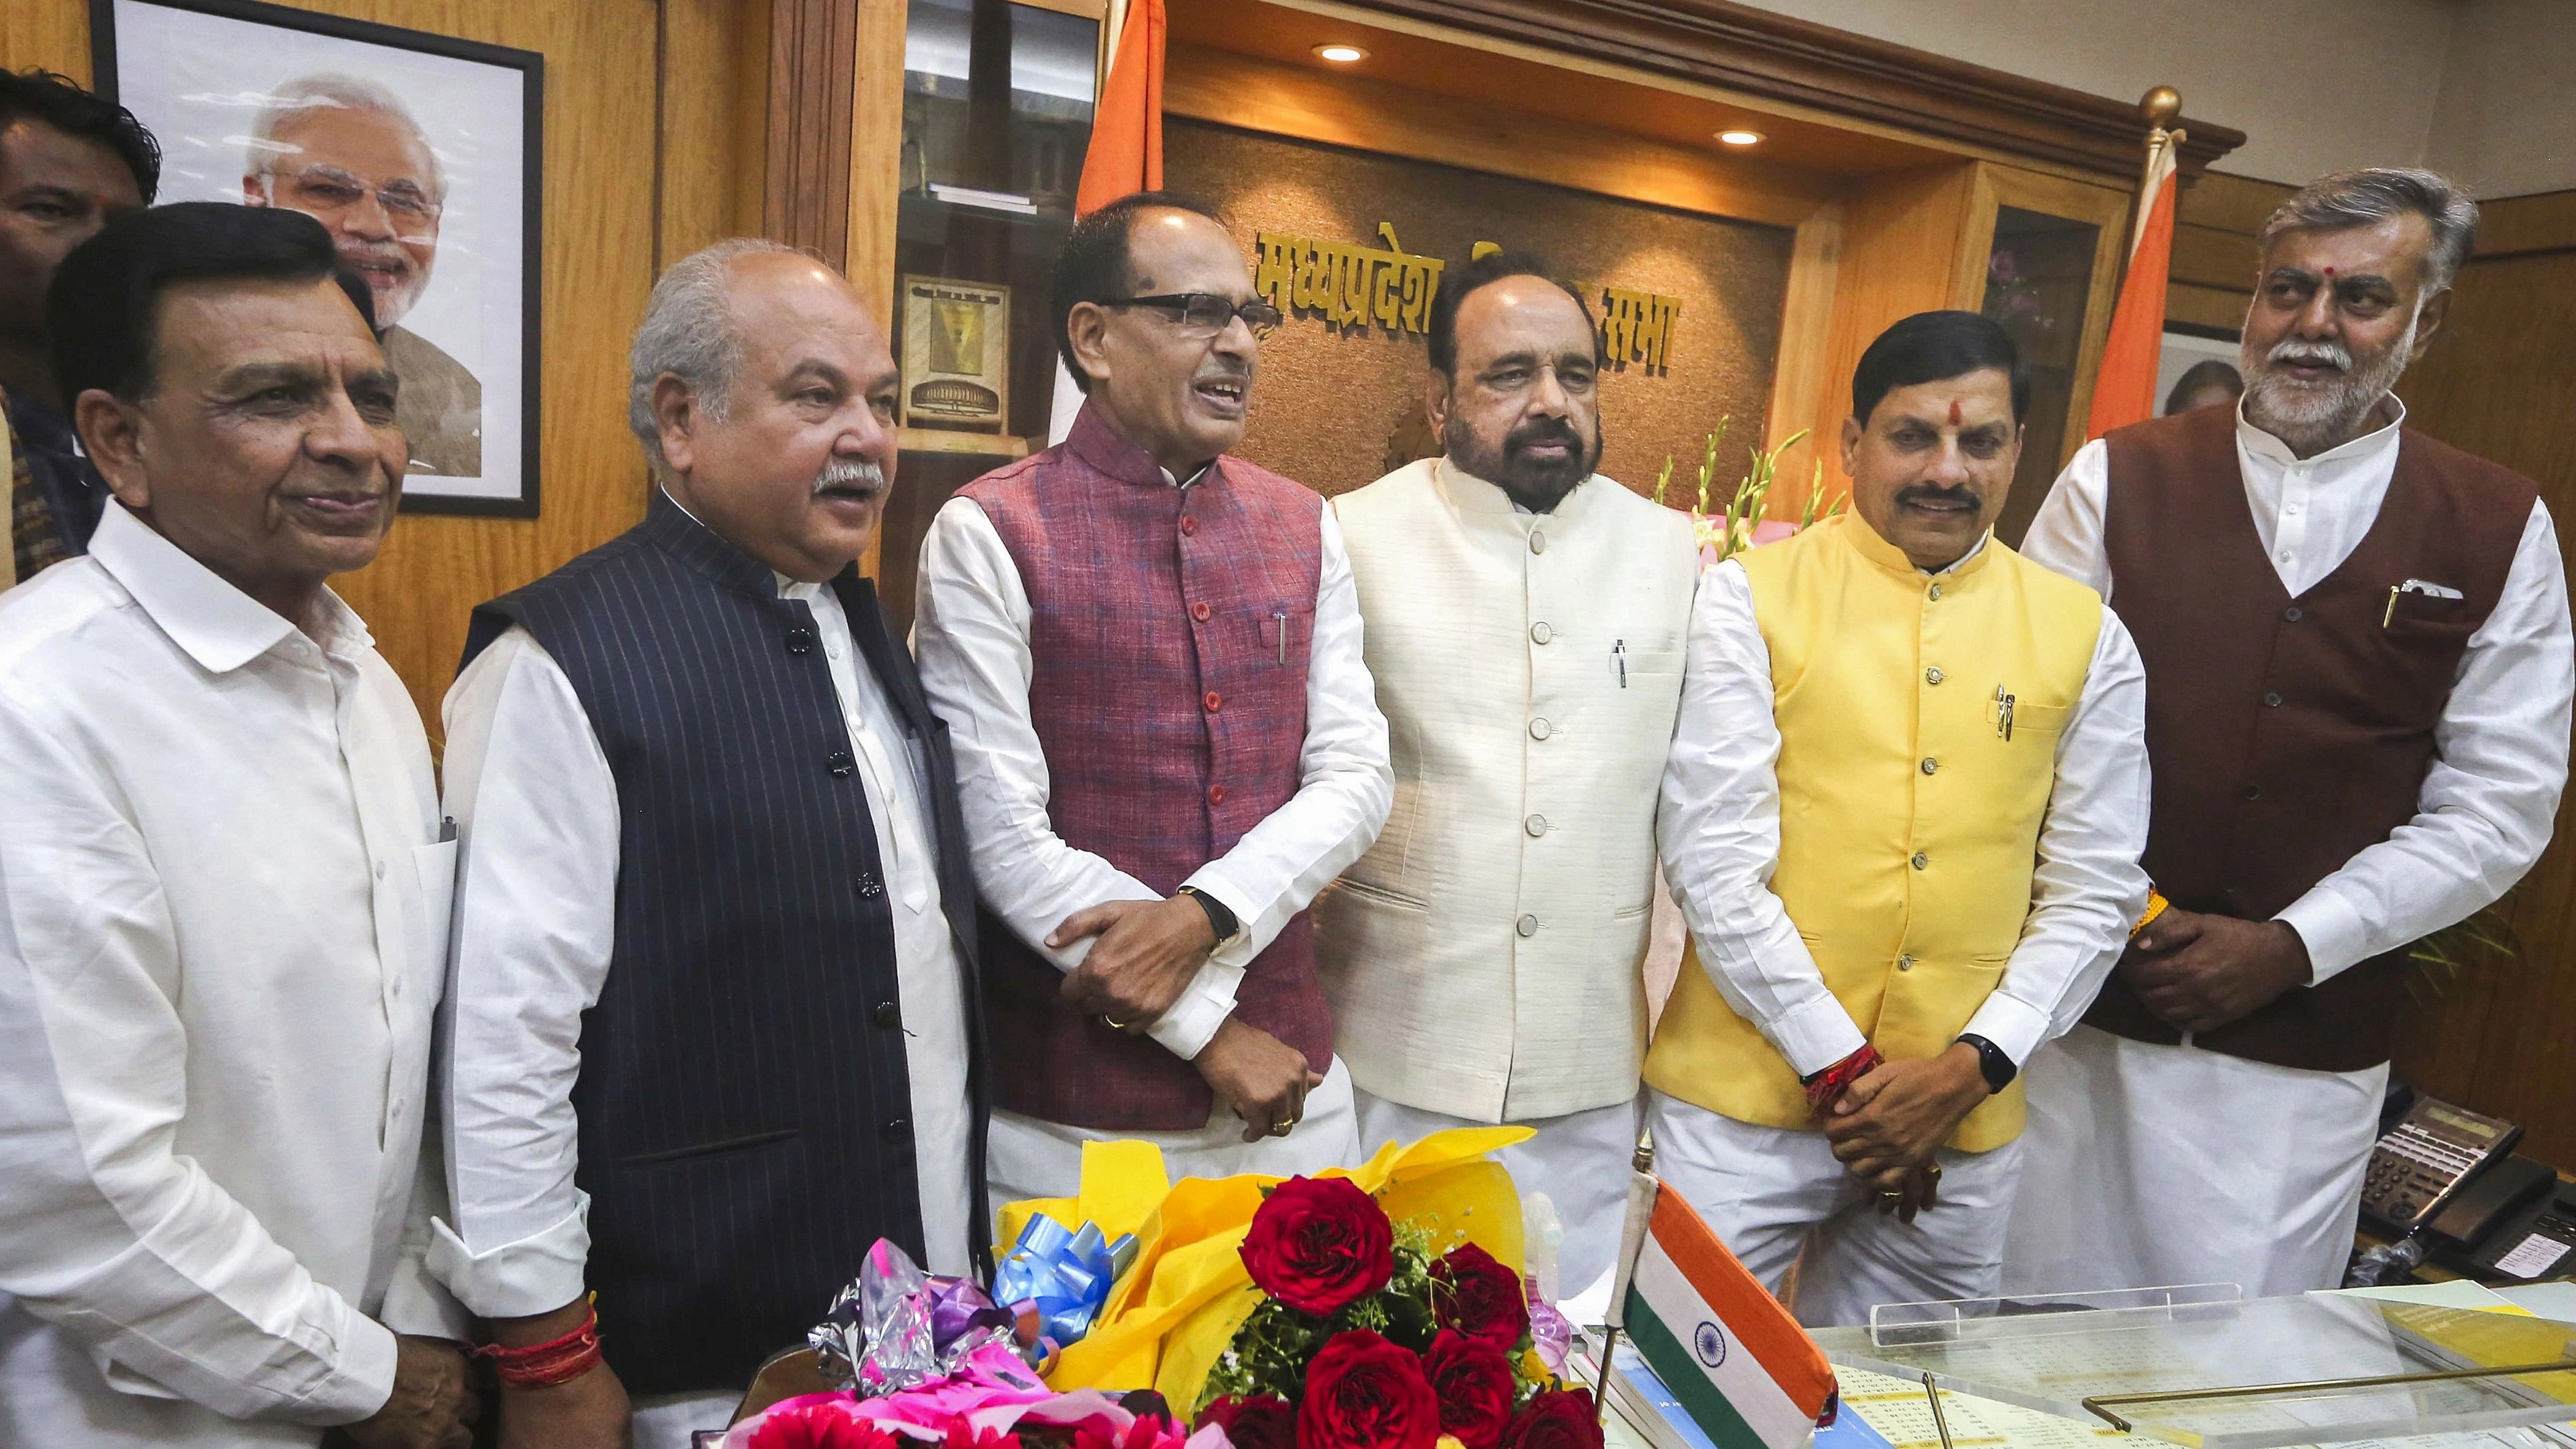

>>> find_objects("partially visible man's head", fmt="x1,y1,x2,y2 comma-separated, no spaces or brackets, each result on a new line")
51,202,399,615
1842,311,2026,573
2241,168,2473,458
0,69,158,402
630,238,899,583
2164,358,2243,417
1425,249,1604,513
1052,191,1271,474
243,75,444,333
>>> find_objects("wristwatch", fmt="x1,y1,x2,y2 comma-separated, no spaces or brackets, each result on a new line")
1955,1033,2018,1094
1174,884,1241,947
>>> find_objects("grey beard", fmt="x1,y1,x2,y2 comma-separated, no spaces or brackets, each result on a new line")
2241,314,2414,456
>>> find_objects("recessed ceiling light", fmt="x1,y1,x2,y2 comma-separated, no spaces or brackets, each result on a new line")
1313,43,1367,63
1718,129,1764,146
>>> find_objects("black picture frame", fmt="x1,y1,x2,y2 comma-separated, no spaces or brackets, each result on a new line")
93,0,545,518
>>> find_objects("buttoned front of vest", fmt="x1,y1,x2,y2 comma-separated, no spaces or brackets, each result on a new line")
1321,459,1697,1121
1643,514,2102,1150
959,406,1333,1130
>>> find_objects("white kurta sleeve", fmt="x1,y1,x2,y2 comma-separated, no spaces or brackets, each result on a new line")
2276,499,2575,980
0,697,397,1425
1959,609,2152,1064
912,496,1241,1060
2016,440,2116,600
1657,560,1868,1077
1181,506,1394,967
427,628,619,1319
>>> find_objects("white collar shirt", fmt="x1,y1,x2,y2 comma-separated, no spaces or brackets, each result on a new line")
0,503,461,1446
431,508,974,1322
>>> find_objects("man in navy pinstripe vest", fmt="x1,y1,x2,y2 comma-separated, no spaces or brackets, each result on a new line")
430,240,986,1449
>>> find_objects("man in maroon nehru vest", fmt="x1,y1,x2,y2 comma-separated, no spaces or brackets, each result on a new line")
915,192,1390,1204
2005,168,2572,1296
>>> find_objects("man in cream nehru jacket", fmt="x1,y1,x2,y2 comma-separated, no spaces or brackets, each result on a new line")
1321,251,1698,1298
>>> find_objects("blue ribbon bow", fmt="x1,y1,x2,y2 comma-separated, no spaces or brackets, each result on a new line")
991,1215,1140,1348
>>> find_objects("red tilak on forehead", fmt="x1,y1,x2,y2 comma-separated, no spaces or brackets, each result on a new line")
1948,399,1963,426
2324,265,2338,277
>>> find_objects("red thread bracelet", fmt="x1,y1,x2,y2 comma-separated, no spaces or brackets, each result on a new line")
1802,1043,1885,1119
472,1301,604,1388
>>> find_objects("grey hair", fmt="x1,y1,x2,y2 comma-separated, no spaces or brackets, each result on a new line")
246,73,444,198
2259,167,2479,293
627,238,802,474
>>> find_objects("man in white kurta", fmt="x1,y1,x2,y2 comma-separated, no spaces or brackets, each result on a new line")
0,204,468,1446
1322,254,1698,1300
2005,169,2572,1297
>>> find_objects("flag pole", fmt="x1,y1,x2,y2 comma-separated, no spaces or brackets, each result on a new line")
1595,1130,1660,1427
2129,86,2187,256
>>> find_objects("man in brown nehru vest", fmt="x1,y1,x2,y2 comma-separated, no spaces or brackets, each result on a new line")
2005,168,2573,1296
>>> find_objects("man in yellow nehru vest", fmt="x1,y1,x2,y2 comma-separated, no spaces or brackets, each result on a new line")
1644,311,2149,1326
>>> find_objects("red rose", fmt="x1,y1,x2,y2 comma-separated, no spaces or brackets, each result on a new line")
1430,1242,1530,1351
744,1402,903,1449
1239,1176,1394,1315
1296,1329,1441,1449
1424,1329,1516,1449
1504,1389,1606,1449
1198,1394,1297,1449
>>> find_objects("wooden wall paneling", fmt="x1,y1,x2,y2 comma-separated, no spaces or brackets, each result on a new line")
660,0,772,267
846,0,906,578
1,5,88,79
1761,205,1843,472
766,0,858,263
1803,162,1979,485
2389,194,2576,1166
1161,45,1837,230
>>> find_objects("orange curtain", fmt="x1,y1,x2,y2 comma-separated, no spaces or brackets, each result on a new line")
2084,150,2179,441
1074,0,1166,217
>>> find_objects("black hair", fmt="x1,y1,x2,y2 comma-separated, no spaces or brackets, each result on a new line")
1050,189,1228,394
1425,249,1600,377
1850,310,2029,428
2162,357,2243,416
48,202,375,403
0,68,162,202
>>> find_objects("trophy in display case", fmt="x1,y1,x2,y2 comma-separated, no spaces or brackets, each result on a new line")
899,275,1011,432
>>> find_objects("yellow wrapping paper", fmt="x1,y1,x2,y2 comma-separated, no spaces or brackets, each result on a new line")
1003,1126,1535,1410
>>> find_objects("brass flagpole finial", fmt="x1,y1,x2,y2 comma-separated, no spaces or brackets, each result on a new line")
2140,86,2183,132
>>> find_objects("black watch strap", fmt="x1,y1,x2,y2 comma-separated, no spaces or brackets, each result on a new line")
1176,885,1239,943
1957,1033,2017,1093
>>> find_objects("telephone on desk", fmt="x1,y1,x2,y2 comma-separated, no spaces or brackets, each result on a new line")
2347,1091,2576,1285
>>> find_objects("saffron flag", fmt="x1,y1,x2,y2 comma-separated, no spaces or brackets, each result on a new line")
1049,0,1167,443
2082,130,2181,441
1623,1184,1840,1449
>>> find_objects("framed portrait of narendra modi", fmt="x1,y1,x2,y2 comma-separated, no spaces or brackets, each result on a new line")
95,0,544,516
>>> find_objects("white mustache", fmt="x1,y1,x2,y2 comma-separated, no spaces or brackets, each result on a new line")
813,456,885,496
2265,339,2352,373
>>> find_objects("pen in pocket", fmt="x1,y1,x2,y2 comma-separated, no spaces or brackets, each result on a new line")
1613,638,1627,688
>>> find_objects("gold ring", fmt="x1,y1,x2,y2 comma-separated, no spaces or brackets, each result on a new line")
1270,1118,1299,1138
1881,1191,1904,1203
1101,1017,1130,1031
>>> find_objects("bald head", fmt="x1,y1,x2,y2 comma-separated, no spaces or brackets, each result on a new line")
633,239,901,581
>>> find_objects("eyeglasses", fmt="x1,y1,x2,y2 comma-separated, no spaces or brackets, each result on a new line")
1099,293,1283,341
267,165,444,225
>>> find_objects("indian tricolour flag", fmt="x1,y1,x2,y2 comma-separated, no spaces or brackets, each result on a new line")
1621,1183,1840,1449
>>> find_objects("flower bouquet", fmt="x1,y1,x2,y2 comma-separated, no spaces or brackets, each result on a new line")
1189,1174,1603,1449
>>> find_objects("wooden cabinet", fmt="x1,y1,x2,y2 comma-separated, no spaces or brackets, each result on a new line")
1955,166,2132,544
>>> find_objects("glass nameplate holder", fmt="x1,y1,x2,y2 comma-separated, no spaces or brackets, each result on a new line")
1806,1285,2576,1449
